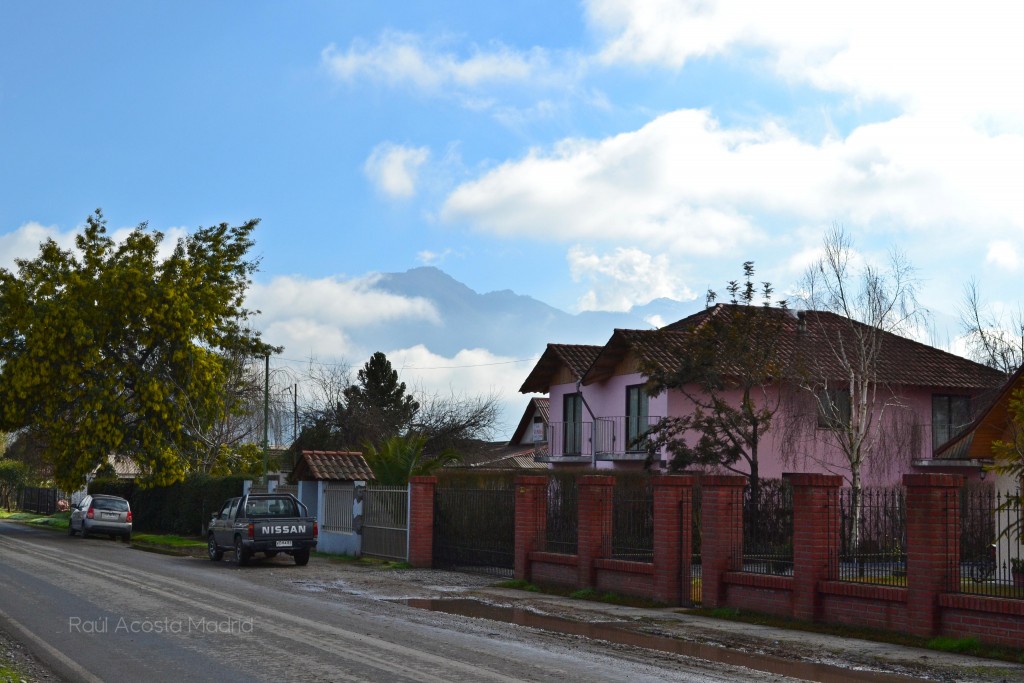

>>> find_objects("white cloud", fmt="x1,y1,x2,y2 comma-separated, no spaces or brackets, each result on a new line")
322,31,553,92
0,221,193,271
248,274,441,357
585,0,1024,126
442,107,1024,257
364,143,430,199
568,245,694,312
417,248,453,265
0,222,73,270
986,240,1021,271
383,345,532,436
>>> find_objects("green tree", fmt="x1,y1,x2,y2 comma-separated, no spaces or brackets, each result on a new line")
0,210,277,490
641,262,790,500
0,459,29,511
363,434,460,485
343,352,419,446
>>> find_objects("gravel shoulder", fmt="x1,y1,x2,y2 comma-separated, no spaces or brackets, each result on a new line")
291,559,1024,683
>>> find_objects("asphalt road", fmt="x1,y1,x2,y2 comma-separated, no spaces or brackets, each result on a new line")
0,520,807,683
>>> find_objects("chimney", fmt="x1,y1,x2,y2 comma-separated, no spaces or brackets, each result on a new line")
797,310,807,333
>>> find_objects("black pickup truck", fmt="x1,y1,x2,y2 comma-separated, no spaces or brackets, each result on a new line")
207,493,318,566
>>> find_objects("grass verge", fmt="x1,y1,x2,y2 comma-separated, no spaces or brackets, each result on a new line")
688,607,1024,664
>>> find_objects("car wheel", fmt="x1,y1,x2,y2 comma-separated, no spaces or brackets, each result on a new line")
123,532,131,544
293,549,310,566
233,536,249,567
208,534,223,561
68,521,76,536
81,524,89,539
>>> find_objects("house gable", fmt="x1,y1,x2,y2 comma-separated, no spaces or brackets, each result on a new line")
519,343,602,393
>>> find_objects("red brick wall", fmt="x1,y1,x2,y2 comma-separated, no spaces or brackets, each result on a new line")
514,475,549,582
407,476,436,568
702,476,746,608
409,471,1024,649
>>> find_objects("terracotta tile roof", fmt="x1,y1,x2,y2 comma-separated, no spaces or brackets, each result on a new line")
519,344,603,393
291,450,375,482
583,304,1006,390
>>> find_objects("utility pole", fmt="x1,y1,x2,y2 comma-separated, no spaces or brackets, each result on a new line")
262,353,270,486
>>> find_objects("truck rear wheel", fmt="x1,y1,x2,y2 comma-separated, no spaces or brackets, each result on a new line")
234,536,249,566
293,549,310,566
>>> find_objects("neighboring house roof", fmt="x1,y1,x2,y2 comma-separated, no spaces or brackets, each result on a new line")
519,344,603,393
100,454,142,480
583,305,1006,390
508,397,549,445
468,447,544,470
934,364,1024,461
290,450,375,482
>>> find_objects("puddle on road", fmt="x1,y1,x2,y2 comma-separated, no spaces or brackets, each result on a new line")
404,599,927,683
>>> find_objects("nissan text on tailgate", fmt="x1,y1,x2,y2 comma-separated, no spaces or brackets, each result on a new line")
208,493,318,566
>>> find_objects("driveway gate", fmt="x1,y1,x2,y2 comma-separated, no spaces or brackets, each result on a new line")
361,485,409,561
433,485,514,577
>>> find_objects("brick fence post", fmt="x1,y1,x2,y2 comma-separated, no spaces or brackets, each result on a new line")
904,473,962,638
653,475,696,606
514,475,550,582
785,473,843,622
578,475,615,590
407,476,437,568
701,475,747,609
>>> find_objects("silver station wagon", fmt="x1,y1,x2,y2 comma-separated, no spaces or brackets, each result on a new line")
68,494,133,542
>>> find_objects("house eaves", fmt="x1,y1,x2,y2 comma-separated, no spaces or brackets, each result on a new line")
519,344,602,393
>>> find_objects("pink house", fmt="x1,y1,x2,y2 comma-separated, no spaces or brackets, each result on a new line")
520,305,1006,486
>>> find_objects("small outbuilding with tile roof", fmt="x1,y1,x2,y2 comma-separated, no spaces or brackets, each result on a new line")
291,450,375,483
290,450,376,557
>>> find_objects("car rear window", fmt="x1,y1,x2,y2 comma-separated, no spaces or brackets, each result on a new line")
244,498,297,517
92,498,129,512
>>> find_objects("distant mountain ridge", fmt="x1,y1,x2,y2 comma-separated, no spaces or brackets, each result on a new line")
365,266,703,358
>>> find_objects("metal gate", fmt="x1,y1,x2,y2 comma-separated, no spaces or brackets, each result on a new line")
433,485,514,577
361,485,409,561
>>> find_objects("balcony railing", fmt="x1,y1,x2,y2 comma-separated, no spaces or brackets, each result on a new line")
544,416,662,460
546,421,594,459
595,416,661,460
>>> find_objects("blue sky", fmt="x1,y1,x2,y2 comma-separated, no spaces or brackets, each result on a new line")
3,2,1024,438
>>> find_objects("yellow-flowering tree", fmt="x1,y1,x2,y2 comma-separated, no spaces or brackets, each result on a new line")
0,210,277,489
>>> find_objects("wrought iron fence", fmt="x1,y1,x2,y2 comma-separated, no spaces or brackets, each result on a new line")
611,478,654,562
957,485,1024,599
321,482,354,532
545,475,578,554
740,479,793,575
834,487,907,586
433,485,514,577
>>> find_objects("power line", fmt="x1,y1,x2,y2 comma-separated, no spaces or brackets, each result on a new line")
272,355,540,370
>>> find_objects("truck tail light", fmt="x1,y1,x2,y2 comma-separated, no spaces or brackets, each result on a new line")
86,507,94,519
126,511,133,523
247,523,254,540
313,521,318,539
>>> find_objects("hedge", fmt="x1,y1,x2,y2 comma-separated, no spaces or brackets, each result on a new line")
89,474,247,536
